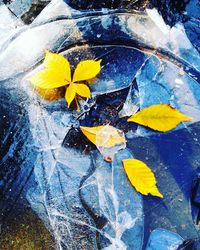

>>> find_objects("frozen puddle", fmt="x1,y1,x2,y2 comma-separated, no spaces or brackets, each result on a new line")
0,0,200,249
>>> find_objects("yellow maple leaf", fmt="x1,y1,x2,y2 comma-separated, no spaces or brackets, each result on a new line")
128,104,191,132
80,125,127,148
31,50,101,109
122,159,163,198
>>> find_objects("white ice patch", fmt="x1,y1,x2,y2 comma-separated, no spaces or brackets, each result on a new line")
170,23,193,50
0,4,23,48
119,86,140,118
0,4,23,28
175,79,184,85
101,15,113,29
146,8,170,35
33,0,81,24
0,19,82,80
95,125,127,160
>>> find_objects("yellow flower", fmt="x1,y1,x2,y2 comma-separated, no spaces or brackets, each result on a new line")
31,50,101,110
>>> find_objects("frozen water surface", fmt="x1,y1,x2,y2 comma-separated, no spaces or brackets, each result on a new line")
0,0,200,249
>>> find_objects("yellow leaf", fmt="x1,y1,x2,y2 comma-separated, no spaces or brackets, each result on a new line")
34,87,64,101
30,50,101,110
73,59,102,82
31,69,67,89
128,104,191,132
81,125,104,145
76,84,91,98
44,50,71,82
80,125,126,148
122,159,163,198
65,83,76,108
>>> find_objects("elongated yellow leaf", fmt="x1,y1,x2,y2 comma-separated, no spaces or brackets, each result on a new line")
128,104,191,132
31,69,67,89
76,84,91,98
65,83,76,108
122,159,163,198
44,50,71,82
73,60,102,82
80,125,126,148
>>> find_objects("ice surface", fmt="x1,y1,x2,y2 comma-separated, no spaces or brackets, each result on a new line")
0,4,23,28
33,0,82,24
1,2,199,81
80,149,143,250
127,123,200,240
6,0,32,17
118,85,139,118
91,125,127,160
145,228,183,250
184,0,200,52
134,56,200,136
0,0,200,249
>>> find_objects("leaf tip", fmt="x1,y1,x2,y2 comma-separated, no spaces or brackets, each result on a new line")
127,117,132,122
80,126,86,133
151,189,163,198
44,49,50,56
158,193,164,198
98,59,102,64
185,116,192,122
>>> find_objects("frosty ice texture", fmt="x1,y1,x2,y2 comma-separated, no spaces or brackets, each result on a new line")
0,0,200,249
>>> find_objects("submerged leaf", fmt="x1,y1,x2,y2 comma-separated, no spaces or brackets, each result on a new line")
80,125,126,148
35,87,64,101
122,159,163,198
73,60,102,82
128,104,191,132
